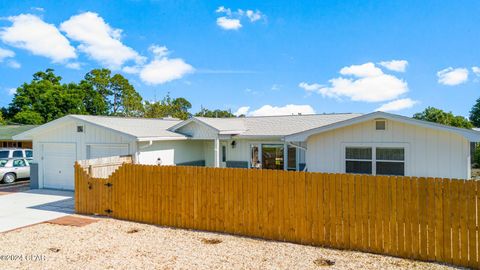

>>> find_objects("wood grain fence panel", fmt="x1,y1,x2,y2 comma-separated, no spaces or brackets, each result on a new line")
75,164,479,269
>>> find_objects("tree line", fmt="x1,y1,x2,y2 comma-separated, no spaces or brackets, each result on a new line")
0,69,235,125
1,68,480,130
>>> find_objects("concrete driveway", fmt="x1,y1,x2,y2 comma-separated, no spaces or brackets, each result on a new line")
0,189,74,233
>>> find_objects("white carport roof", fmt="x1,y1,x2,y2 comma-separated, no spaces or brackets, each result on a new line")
13,115,188,142
284,111,480,142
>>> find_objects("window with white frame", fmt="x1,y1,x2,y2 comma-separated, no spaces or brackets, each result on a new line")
345,147,373,174
376,148,405,176
345,146,405,176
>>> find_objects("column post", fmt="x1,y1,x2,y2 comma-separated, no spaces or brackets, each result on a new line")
214,138,220,168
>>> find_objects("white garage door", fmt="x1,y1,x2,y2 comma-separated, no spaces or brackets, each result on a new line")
87,144,129,159
42,143,76,190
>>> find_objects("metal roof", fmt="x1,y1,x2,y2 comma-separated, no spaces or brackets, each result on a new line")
0,125,38,140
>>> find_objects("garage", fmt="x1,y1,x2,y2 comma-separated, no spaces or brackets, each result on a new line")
12,115,186,190
42,143,76,190
87,144,129,159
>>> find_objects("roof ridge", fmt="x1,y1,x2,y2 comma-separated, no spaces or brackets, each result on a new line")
70,114,181,121
194,112,362,120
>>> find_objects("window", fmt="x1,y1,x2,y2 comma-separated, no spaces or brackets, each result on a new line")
345,146,406,176
0,151,8,158
251,145,260,168
287,146,297,170
262,144,284,170
345,147,372,174
13,159,26,167
77,125,84,133
376,148,405,176
25,150,33,158
376,120,386,130
0,159,7,167
12,150,23,158
222,145,226,162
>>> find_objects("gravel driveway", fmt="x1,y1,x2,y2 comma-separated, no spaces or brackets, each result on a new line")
0,216,457,270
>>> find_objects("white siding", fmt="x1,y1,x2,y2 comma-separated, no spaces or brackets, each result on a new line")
32,120,136,188
137,140,204,165
176,122,218,139
306,119,471,179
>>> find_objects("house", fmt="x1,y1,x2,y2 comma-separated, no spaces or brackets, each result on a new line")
13,112,480,190
0,125,37,148
285,111,480,180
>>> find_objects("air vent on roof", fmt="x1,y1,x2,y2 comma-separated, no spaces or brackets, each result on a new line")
375,120,386,131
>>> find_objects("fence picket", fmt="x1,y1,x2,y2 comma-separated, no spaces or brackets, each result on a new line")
75,163,479,269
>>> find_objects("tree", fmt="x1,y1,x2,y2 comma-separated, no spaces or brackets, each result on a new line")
194,107,235,118
110,74,143,116
12,110,44,125
7,69,88,124
470,97,480,127
0,111,5,125
81,69,143,116
144,94,192,120
413,107,473,129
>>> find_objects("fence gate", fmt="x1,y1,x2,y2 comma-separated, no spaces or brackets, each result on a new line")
75,164,113,216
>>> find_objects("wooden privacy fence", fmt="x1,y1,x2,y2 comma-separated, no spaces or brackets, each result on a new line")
77,155,132,178
75,163,480,269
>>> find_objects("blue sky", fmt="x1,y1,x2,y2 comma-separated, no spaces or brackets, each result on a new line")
0,0,479,117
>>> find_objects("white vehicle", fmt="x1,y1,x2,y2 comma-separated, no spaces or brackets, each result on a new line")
0,148,33,160
0,159,31,184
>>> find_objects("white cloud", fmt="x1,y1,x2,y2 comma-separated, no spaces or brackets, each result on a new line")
31,7,44,12
340,62,383,77
215,6,264,30
65,62,81,69
376,98,418,112
379,60,408,72
246,10,263,22
149,45,169,58
238,104,316,116
234,106,250,116
437,67,469,86
298,82,322,91
216,17,242,30
60,12,143,69
139,58,194,85
271,84,280,91
0,14,76,63
6,60,21,68
472,66,480,76
301,62,408,102
215,6,232,16
8,88,16,95
0,47,15,61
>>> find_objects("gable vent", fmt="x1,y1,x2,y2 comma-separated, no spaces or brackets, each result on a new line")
77,125,84,133
375,120,386,131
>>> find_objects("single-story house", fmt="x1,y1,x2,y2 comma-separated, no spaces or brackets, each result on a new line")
0,125,37,148
13,111,480,190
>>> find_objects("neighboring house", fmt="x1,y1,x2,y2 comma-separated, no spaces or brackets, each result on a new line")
14,112,480,190
0,125,37,148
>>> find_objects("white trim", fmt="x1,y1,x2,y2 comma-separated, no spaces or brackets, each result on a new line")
341,142,410,176
136,136,188,142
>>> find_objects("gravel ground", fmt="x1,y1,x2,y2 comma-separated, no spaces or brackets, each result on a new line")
0,216,459,270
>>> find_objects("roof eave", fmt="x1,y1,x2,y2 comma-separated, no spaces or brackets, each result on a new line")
285,111,480,142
